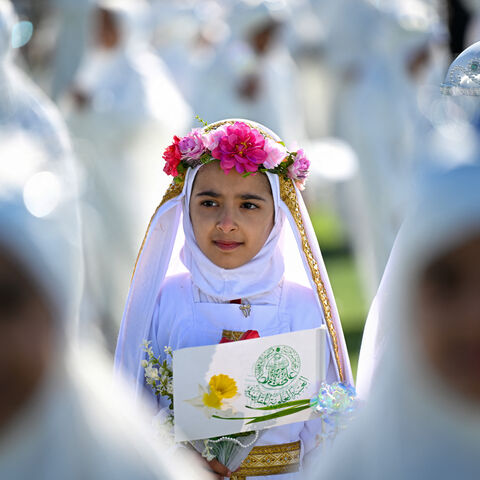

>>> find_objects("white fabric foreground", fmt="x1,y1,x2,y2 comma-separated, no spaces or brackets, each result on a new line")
308,165,480,480
0,135,205,480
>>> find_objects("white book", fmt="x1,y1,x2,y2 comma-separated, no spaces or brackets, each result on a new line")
173,326,327,441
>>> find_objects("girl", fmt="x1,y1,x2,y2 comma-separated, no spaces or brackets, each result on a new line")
115,119,353,479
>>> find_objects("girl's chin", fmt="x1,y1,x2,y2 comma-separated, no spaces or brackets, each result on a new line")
208,253,253,270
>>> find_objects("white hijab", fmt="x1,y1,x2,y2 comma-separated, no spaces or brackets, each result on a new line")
309,165,480,479
115,119,353,398
181,166,285,300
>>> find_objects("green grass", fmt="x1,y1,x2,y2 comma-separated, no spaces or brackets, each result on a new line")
310,207,368,380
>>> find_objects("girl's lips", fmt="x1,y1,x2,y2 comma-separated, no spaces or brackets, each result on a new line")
214,241,242,251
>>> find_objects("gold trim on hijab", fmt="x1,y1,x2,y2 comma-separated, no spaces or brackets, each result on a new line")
279,176,344,382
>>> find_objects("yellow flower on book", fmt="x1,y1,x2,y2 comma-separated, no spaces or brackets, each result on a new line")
202,389,223,409
209,374,238,400
187,374,239,418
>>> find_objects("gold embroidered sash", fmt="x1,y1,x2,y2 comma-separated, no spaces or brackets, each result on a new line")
231,440,301,479
221,329,245,342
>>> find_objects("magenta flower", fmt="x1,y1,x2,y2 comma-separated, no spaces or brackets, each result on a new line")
263,138,287,169
178,129,206,162
211,122,267,174
288,148,310,189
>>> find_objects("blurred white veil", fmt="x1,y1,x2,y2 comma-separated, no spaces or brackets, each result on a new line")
310,165,480,479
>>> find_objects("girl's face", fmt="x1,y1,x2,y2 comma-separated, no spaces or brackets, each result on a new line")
190,162,275,269
416,233,480,403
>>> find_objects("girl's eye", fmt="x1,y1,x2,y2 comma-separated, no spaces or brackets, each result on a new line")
241,202,258,210
200,200,218,207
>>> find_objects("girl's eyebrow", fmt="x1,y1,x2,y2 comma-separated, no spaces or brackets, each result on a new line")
195,191,266,202
239,194,266,202
196,190,220,198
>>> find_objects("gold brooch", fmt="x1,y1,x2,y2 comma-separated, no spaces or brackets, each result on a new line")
239,303,251,318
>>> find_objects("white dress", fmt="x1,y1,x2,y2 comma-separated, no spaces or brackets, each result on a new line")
144,273,338,479
114,120,353,479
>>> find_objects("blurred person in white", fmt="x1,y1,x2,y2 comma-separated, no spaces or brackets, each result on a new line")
307,165,480,479
150,0,230,107
49,0,93,101
194,0,306,145
354,37,480,399
0,0,75,170
319,0,446,299
63,0,192,349
0,133,209,480
0,0,92,337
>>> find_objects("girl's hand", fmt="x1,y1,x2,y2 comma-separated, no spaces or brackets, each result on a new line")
204,457,232,479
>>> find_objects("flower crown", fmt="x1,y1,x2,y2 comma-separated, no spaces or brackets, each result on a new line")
162,119,310,190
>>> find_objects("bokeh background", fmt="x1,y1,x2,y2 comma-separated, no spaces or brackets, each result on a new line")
4,0,478,377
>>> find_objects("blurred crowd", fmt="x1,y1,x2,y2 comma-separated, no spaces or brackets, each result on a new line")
2,0,480,478
3,0,479,346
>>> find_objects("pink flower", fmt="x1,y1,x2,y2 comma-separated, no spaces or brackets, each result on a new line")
203,126,228,151
178,129,206,162
163,136,182,177
288,148,310,189
211,122,267,174
263,138,287,169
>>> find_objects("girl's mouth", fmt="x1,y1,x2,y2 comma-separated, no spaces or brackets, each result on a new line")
213,241,243,251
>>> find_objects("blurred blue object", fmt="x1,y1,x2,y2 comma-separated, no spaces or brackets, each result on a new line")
11,20,33,48
441,40,480,95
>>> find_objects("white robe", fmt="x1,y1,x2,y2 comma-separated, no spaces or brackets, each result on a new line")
0,352,187,480
142,272,338,479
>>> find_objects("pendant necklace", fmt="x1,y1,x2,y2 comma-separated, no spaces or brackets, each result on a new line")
230,298,252,317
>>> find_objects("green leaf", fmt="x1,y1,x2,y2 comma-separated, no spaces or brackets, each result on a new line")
245,405,311,425
212,403,312,424
195,115,208,127
245,399,310,411
212,415,257,421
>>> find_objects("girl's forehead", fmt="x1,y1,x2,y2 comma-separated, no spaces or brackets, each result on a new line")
192,162,273,195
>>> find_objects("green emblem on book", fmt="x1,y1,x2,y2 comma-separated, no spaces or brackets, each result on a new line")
255,345,300,387
245,345,309,406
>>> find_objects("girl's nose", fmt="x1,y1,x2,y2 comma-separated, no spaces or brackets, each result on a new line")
216,209,238,233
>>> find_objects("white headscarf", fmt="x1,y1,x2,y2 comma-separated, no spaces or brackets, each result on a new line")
311,165,480,479
115,119,353,398
181,166,285,300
